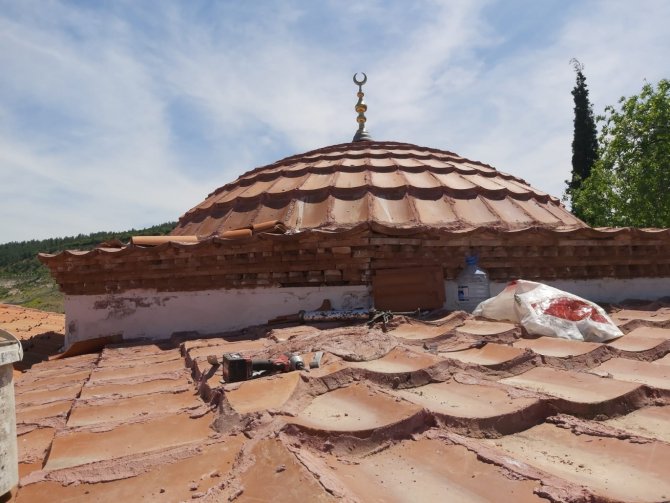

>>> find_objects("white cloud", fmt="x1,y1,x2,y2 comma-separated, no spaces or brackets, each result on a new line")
0,0,668,242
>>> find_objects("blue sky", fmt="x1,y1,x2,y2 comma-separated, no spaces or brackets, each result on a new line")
1,0,668,243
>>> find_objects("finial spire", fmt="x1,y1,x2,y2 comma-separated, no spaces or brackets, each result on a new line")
352,73,372,142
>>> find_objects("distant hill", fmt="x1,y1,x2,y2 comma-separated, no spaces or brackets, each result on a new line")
0,222,176,312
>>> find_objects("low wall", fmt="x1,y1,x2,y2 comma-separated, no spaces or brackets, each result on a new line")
64,285,371,347
444,277,670,311
63,277,669,347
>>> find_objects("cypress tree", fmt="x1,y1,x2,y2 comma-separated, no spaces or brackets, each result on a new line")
566,59,599,219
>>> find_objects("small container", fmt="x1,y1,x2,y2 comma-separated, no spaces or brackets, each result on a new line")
456,255,490,313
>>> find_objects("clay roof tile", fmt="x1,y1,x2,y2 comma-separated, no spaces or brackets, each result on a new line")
173,141,584,237
7,300,670,501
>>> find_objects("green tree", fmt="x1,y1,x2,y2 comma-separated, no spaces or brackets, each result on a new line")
573,79,670,227
565,59,599,219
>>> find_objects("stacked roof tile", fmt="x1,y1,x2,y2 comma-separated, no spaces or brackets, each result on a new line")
7,302,670,502
172,141,586,236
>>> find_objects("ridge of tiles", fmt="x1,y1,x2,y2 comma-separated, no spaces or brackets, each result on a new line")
6,302,670,502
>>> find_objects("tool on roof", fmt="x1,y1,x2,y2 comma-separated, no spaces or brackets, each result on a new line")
208,352,306,383
367,310,394,331
310,351,324,369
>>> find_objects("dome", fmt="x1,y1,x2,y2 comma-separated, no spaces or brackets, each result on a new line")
171,141,584,237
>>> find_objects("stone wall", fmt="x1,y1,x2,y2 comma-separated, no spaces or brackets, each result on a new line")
41,225,670,296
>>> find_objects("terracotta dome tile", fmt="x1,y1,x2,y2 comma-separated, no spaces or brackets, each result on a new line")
217,207,259,232
590,358,670,391
513,337,603,358
501,367,640,404
370,170,407,188
503,177,547,195
263,173,306,194
327,439,545,502
394,381,539,419
348,347,441,373
298,172,335,191
402,170,443,189
488,176,532,194
253,203,292,226
462,173,510,192
452,196,498,225
332,170,367,189
513,199,562,224
214,183,248,204
291,198,331,229
237,178,279,199
431,171,478,190
420,157,453,168
654,354,670,366
288,382,422,433
488,422,670,502
330,195,369,225
485,198,537,225
411,196,459,225
444,343,526,366
226,372,300,414
393,156,428,168
371,194,415,225
604,406,670,443
172,141,584,236
367,156,397,168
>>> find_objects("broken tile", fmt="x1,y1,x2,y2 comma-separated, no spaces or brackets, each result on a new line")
225,372,300,414
501,367,640,404
16,436,244,503
289,383,422,432
348,347,441,373
67,390,201,427
604,405,670,443
589,358,670,391
488,422,670,502
329,438,544,502
455,319,519,336
45,412,214,470
394,381,539,420
443,343,526,367
607,335,668,353
513,337,603,357
239,439,336,502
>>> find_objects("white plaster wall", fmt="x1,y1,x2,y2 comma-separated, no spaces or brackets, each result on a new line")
0,365,19,494
64,286,371,347
64,278,670,347
444,277,670,311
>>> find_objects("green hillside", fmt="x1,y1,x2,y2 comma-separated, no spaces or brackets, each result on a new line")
0,222,176,313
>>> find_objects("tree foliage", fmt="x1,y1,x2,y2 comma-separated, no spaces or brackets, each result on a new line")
573,79,670,227
0,222,176,278
565,59,599,220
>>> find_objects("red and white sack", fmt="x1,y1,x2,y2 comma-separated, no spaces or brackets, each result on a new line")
472,280,623,342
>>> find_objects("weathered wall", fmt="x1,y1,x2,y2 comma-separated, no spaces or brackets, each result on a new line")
444,277,670,311
64,285,371,347
0,365,18,495
41,226,670,297
63,277,669,347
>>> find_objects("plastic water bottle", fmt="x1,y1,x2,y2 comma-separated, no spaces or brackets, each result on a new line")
456,255,490,313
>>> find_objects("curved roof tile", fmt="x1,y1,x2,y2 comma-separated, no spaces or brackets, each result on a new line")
172,141,585,236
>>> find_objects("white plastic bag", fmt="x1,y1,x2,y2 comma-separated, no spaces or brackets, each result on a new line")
472,280,623,342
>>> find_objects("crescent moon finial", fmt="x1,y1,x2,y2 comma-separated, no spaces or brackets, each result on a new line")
353,72,367,86
352,72,372,142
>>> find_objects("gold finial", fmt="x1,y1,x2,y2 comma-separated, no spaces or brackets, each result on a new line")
352,73,372,142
